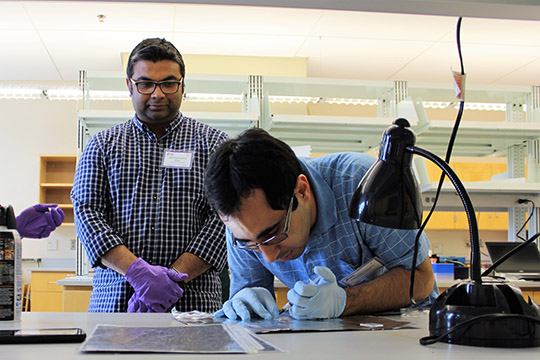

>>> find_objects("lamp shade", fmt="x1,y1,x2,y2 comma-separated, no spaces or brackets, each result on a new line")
348,118,422,229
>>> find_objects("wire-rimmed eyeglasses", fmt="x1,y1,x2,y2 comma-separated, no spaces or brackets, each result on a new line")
129,78,183,95
233,192,296,250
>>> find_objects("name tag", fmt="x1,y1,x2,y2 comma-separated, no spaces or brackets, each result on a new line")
162,150,193,169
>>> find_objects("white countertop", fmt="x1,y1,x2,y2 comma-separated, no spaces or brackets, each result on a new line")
0,312,539,359
437,278,540,289
30,268,76,272
56,275,93,286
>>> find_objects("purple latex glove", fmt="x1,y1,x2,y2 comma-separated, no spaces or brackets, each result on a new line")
125,258,188,313
16,204,65,239
127,293,152,313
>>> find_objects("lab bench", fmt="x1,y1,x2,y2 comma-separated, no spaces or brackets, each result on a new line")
1,311,539,359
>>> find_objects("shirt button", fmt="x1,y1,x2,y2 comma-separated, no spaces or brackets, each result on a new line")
153,196,157,200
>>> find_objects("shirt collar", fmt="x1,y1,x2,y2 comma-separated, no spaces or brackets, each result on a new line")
132,112,183,140
298,157,337,237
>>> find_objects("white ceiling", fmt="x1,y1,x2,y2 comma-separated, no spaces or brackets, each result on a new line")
2,1,540,88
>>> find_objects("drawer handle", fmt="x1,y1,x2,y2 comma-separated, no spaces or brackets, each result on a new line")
47,281,58,284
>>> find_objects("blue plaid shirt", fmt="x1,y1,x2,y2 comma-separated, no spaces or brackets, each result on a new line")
71,113,228,312
227,152,438,306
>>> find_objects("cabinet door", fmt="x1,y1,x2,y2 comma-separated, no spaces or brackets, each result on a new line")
62,286,92,312
30,292,63,312
274,287,289,309
31,271,74,292
30,271,75,312
424,212,456,230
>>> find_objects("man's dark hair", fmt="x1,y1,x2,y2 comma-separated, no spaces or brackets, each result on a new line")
205,128,303,216
126,38,185,91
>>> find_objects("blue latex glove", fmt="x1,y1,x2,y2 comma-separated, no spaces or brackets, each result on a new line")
214,287,279,322
16,204,64,238
125,258,188,313
287,266,346,320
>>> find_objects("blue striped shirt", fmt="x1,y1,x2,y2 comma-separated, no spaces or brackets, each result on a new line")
227,152,438,306
71,113,228,312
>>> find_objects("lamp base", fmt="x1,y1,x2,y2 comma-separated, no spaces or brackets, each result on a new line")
429,278,540,347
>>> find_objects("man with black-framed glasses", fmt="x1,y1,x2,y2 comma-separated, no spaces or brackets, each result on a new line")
205,128,438,321
71,38,228,313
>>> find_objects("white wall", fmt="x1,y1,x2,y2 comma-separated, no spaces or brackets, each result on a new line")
0,98,78,260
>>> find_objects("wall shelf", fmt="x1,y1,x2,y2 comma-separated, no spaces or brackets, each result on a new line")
39,155,77,225
422,180,540,213
74,71,540,270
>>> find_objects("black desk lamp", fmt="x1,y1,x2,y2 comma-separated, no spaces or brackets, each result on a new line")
349,118,540,347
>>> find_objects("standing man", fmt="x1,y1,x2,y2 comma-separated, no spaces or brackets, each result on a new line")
205,128,437,321
71,38,228,313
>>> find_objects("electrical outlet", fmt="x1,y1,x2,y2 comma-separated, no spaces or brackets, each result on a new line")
70,239,76,250
47,238,57,251
433,244,443,254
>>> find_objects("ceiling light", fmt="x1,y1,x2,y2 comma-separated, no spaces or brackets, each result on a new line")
269,96,321,104
0,85,523,112
89,90,130,101
184,93,242,103
324,98,378,106
0,86,44,100
46,88,81,100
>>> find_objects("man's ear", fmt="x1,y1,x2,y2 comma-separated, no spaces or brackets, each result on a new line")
295,174,310,200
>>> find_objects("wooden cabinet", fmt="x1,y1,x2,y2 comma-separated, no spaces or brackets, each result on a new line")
62,285,92,312
521,290,540,304
423,161,510,231
425,211,508,230
30,270,75,311
275,287,289,309
39,155,77,225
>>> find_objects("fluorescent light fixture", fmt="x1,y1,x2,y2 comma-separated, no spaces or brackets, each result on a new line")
464,102,507,111
269,96,321,104
0,85,521,112
423,101,512,112
46,88,81,100
184,93,243,103
89,90,130,101
324,98,378,106
0,86,44,100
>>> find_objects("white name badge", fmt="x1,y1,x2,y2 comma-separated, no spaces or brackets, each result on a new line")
162,150,193,169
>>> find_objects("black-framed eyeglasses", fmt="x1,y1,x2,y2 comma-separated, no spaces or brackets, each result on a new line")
129,78,183,95
234,192,296,251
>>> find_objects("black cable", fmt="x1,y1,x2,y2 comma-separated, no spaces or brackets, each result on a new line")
407,16,465,306
515,199,535,241
419,313,540,345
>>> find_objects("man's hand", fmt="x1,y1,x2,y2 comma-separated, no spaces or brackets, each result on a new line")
16,204,64,238
287,266,346,320
125,258,188,312
214,287,279,322
127,293,151,312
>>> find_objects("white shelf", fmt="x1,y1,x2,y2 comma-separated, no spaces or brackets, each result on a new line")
78,72,540,156
78,110,258,138
422,180,540,212
415,119,540,157
265,114,403,153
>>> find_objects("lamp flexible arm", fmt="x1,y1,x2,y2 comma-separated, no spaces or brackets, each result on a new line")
406,145,481,282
